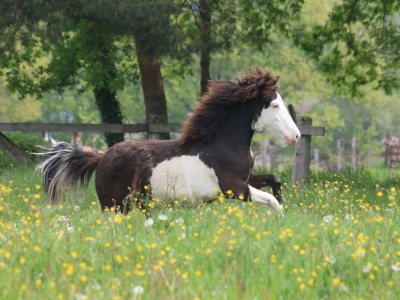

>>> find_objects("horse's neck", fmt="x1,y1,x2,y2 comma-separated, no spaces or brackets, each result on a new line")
219,107,256,149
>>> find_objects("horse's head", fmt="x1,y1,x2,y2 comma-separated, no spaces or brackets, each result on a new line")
231,68,300,145
253,91,301,145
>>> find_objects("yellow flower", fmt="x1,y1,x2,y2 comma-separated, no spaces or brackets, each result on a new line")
116,255,123,263
104,265,112,271
71,251,78,258
81,275,88,282
376,191,383,197
294,244,300,251
66,265,74,275
195,270,201,277
369,274,375,280
332,278,340,286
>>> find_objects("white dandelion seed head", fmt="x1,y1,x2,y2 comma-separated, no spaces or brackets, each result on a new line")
133,286,144,294
174,217,184,224
73,205,80,211
344,214,354,220
58,216,70,222
362,265,371,273
158,214,168,221
144,218,154,227
392,264,400,271
328,256,336,263
73,293,88,300
323,215,334,223
339,285,348,292
91,283,101,290
67,227,74,233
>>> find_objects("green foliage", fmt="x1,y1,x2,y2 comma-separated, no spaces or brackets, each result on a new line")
0,151,20,171
6,132,50,154
0,79,42,122
293,0,400,96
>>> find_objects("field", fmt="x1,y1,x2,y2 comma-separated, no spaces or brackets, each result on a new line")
0,158,399,300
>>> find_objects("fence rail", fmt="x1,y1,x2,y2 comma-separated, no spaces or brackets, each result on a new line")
0,121,325,183
0,122,324,135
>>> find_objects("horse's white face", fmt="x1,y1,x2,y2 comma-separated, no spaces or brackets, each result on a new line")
253,93,301,145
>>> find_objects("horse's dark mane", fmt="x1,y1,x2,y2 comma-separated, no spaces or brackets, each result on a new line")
180,67,279,144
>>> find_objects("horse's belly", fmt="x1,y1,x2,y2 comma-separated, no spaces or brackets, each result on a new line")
149,155,220,206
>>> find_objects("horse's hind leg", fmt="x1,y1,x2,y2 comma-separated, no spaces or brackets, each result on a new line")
248,174,282,204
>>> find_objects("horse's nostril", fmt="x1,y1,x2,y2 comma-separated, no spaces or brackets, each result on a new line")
295,134,300,141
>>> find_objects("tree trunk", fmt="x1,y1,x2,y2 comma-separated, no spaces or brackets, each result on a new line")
93,87,125,147
135,46,170,140
93,44,125,148
0,132,33,165
199,0,211,97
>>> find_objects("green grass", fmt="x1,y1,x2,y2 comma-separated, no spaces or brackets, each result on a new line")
0,161,399,300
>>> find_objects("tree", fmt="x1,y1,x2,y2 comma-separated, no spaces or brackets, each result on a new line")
185,0,305,95
293,0,400,97
0,0,188,143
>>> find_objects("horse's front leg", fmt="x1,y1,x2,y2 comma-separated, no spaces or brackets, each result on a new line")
219,180,282,211
247,173,282,204
248,185,283,211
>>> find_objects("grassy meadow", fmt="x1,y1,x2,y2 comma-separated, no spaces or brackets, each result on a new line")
0,155,399,300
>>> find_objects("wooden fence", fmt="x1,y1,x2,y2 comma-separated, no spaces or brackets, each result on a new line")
0,121,325,183
386,145,400,168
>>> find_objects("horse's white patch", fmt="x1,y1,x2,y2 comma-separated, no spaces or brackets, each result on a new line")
252,93,300,145
149,155,220,206
249,185,282,211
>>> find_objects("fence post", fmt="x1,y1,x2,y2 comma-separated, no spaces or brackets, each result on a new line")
260,140,267,168
351,137,358,170
268,139,277,169
314,148,320,169
292,116,312,184
337,139,344,171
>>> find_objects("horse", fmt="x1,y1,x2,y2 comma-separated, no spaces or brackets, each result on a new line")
36,68,300,213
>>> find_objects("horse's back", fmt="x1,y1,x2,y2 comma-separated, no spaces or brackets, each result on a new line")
95,139,182,209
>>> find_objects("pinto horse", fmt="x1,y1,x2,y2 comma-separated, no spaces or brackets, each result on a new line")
37,68,300,213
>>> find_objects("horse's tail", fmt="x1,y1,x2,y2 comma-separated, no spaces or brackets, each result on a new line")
35,142,102,206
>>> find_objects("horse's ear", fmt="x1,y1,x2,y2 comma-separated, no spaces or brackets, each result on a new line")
274,76,280,90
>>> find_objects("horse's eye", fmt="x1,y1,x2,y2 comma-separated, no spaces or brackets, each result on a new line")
273,104,279,109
